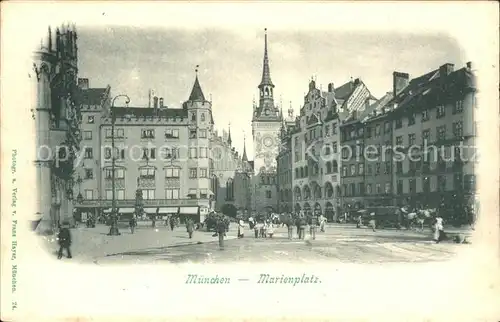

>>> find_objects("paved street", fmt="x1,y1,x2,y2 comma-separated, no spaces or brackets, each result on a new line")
49,223,473,265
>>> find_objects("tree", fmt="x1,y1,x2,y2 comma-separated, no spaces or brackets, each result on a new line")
221,204,237,218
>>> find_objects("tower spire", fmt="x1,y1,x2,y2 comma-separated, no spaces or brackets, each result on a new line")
242,133,248,162
227,122,232,146
188,65,206,101
259,28,273,87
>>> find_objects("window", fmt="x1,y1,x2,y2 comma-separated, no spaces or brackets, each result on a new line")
384,121,391,134
395,119,402,129
115,169,125,179
408,133,416,146
87,115,94,124
422,177,430,193
332,123,337,134
84,147,93,159
332,142,338,153
358,164,364,175
375,124,381,136
189,147,198,159
141,129,155,139
384,162,390,174
408,113,416,126
365,126,372,138
396,161,403,174
200,189,208,199
165,189,180,200
453,121,463,138
165,167,180,178
422,110,430,122
139,167,155,179
188,189,198,199
332,161,338,173
342,166,347,176
366,184,372,194
358,183,364,195
437,125,446,142
189,168,197,178
104,147,112,159
162,147,178,159
191,112,196,122
350,183,355,196
84,168,93,179
106,128,124,138
143,189,155,200
142,148,155,160
324,125,330,136
200,168,208,178
375,163,380,175
454,174,463,190
396,136,403,146
350,164,356,176
165,129,179,139
200,147,207,158
201,113,206,122
199,129,207,138
117,189,125,200
266,190,272,199
436,105,445,118
367,164,372,175
438,175,446,192
375,183,381,194
84,189,93,200
83,131,92,140
422,129,431,144
384,182,391,194
189,129,197,139
453,100,463,114
397,180,403,194
105,189,112,200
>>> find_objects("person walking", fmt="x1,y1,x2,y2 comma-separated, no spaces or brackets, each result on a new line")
434,215,444,243
151,215,156,228
57,221,72,259
369,212,376,232
238,219,245,238
267,221,274,238
129,216,137,234
186,218,195,239
309,214,318,240
216,216,226,250
286,214,294,240
318,214,326,233
298,215,306,240
169,216,176,231
254,220,260,238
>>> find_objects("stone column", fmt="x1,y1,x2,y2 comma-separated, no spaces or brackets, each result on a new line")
33,61,54,234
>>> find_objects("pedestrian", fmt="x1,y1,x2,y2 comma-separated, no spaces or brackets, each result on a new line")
319,214,326,232
186,218,194,239
261,221,267,238
129,216,137,234
309,215,318,240
254,221,260,238
169,216,176,231
152,215,156,228
216,216,226,250
57,221,72,259
369,212,376,232
434,215,444,243
356,214,362,228
286,214,294,240
238,219,245,238
298,216,306,240
267,221,274,238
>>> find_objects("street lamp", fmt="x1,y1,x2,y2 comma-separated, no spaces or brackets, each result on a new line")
108,94,130,236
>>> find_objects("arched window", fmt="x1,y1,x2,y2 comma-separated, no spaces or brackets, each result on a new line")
326,161,332,174
304,166,309,176
265,88,269,96
295,168,299,178
226,178,234,201
201,113,206,122
300,168,304,178
191,112,196,122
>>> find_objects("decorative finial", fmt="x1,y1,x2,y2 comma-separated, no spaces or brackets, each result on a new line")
195,65,199,74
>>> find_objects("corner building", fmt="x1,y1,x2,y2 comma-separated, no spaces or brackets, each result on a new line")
75,73,248,223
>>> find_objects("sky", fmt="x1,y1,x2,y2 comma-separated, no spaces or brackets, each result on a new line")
77,26,465,158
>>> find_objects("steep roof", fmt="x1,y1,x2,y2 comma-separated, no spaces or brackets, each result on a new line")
188,75,206,101
334,80,356,99
360,92,395,122
76,88,108,106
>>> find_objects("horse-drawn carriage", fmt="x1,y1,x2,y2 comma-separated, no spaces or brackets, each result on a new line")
359,207,402,229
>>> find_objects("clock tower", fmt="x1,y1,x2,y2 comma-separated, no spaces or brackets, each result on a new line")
252,28,282,176
251,28,282,213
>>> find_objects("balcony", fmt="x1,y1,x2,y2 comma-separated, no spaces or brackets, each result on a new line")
76,198,201,208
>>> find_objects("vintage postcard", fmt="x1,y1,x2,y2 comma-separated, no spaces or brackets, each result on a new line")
1,1,499,321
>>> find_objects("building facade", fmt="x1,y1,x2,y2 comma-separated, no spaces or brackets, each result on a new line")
33,25,82,232
292,77,376,219
276,105,296,213
251,30,282,213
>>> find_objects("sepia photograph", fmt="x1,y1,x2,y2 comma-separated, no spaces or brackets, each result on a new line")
1,2,499,321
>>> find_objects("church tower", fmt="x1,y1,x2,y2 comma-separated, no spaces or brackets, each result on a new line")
251,28,282,213
252,28,282,175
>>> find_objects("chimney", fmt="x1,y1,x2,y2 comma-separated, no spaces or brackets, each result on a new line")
159,98,164,108
78,78,89,90
328,83,335,93
392,72,409,96
466,61,472,71
354,78,360,85
439,63,454,77
153,96,159,109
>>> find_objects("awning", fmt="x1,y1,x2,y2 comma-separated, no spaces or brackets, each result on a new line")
143,208,158,214
103,208,112,213
119,208,135,213
179,207,199,215
158,207,179,214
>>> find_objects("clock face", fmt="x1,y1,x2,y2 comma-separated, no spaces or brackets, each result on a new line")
265,109,270,116
263,136,274,147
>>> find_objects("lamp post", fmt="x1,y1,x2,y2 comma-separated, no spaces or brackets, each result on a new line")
108,94,130,236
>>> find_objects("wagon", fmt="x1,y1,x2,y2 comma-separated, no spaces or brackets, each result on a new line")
362,207,402,229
